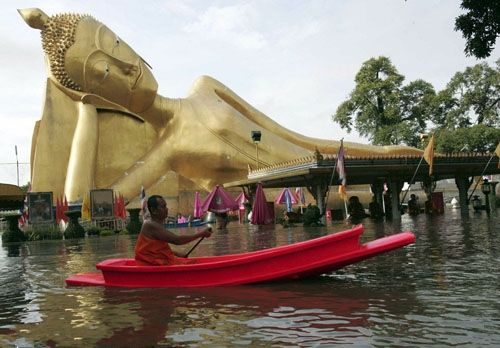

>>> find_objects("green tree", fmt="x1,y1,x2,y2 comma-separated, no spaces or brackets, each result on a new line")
431,60,499,153
455,0,500,59
432,60,500,129
333,56,435,147
20,182,30,194
435,125,500,153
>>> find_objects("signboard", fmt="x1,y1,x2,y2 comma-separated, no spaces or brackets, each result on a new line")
28,192,53,223
90,189,114,219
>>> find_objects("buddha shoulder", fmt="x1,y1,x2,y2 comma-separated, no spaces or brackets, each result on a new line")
188,75,234,96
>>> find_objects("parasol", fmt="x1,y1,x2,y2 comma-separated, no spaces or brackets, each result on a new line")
201,185,238,214
193,191,202,218
251,183,274,225
275,187,299,212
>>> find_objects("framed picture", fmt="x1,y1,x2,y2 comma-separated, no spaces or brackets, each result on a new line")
28,192,53,223
90,189,114,219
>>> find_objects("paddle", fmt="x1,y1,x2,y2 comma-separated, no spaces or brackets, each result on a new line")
185,224,213,257
185,237,204,258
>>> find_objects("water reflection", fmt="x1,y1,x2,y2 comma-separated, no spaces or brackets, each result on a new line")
0,243,32,328
248,225,277,251
1,210,499,347
91,280,413,347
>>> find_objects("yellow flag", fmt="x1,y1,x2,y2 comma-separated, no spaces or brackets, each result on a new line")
81,192,91,220
495,143,500,168
338,184,348,201
423,134,435,176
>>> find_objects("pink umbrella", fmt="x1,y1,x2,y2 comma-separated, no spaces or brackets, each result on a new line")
295,187,306,213
251,183,274,225
235,191,249,208
201,185,239,214
193,191,202,219
295,187,306,205
274,188,299,204
275,188,299,212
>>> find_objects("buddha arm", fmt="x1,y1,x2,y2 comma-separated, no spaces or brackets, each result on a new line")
110,132,173,199
64,102,99,202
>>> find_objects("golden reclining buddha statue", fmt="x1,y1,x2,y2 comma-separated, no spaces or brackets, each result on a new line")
20,8,421,204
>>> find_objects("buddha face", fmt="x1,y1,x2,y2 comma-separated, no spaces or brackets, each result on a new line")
64,18,158,113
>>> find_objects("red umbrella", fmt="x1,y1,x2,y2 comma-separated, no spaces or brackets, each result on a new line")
201,185,238,214
251,183,274,225
115,194,126,219
193,191,203,218
62,196,69,222
55,197,62,224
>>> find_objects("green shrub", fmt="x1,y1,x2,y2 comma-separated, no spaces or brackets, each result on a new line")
64,224,85,239
26,226,63,241
100,229,115,237
86,226,101,236
303,204,321,226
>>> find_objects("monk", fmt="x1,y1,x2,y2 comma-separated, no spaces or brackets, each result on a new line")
135,195,213,265
19,8,422,204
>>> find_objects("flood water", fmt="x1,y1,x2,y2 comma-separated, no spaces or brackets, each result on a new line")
1,208,499,347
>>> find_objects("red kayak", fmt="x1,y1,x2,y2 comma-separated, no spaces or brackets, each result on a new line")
66,225,415,288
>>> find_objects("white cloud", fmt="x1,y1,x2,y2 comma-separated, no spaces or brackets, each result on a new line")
275,20,322,48
182,4,267,50
161,0,196,17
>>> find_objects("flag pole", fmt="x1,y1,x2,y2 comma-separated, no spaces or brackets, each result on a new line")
324,139,342,214
381,188,386,214
400,134,434,211
15,145,19,186
400,155,425,208
467,154,495,203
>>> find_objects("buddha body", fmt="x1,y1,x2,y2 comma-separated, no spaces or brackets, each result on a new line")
20,8,421,205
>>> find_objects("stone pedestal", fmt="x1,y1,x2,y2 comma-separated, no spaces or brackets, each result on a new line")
126,208,142,234
1,213,27,243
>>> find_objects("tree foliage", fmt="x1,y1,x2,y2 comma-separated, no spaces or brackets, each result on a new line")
432,60,499,153
455,0,500,59
333,56,435,147
432,59,500,129
20,183,30,194
333,57,499,153
435,125,500,154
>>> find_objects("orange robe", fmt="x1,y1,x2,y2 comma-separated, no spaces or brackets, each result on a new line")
135,233,194,265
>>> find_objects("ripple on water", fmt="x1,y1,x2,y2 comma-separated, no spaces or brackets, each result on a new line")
0,211,499,347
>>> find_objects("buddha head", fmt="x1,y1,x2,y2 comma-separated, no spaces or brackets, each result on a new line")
19,8,158,113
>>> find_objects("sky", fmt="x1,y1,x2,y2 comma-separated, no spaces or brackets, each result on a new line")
0,0,498,186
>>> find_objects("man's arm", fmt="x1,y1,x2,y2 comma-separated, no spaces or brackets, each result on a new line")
144,221,212,245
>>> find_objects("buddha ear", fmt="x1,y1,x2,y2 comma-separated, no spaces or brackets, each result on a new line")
18,8,48,30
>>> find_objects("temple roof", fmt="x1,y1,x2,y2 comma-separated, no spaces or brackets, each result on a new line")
225,152,500,189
